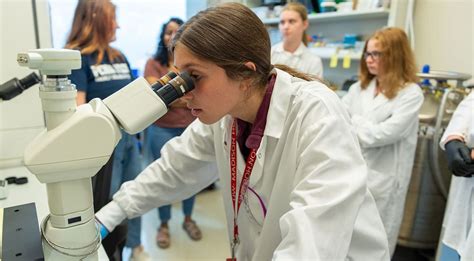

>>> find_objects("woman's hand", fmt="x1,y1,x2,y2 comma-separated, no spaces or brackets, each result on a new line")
96,217,110,240
444,139,474,177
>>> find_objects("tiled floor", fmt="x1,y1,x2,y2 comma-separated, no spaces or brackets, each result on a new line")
124,184,231,260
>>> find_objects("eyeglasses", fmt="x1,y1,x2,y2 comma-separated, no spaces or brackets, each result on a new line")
363,51,382,60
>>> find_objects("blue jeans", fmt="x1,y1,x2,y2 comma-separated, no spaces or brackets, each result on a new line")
144,125,196,223
110,130,144,248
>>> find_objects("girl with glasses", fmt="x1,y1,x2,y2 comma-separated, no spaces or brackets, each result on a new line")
342,27,424,256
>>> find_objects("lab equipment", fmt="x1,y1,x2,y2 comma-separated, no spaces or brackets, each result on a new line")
337,2,353,12
398,70,471,249
263,0,286,6
0,72,40,101
5,176,28,185
320,0,337,12
2,203,44,260
444,140,474,177
16,48,194,260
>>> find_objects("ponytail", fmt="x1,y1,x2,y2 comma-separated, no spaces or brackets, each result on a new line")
274,64,321,82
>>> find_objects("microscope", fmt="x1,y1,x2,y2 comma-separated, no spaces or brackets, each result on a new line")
16,48,194,260
0,72,41,101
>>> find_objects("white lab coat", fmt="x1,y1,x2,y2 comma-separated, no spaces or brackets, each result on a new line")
342,79,424,255
271,42,323,78
97,69,389,260
439,91,474,261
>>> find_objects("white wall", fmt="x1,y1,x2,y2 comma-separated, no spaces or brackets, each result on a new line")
0,0,51,168
413,0,473,77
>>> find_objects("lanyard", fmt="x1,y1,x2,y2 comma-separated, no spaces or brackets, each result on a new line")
230,120,257,259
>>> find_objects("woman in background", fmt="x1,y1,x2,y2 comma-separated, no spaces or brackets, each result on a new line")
66,0,148,260
143,17,202,249
439,91,474,261
271,2,323,77
342,27,424,256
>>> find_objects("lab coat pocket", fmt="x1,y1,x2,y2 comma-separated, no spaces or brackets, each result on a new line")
244,187,266,227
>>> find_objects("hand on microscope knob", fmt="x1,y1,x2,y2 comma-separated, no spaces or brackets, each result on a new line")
445,140,474,178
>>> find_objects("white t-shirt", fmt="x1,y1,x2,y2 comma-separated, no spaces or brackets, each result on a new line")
271,42,323,78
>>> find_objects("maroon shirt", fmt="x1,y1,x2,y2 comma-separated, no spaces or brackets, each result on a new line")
236,74,276,158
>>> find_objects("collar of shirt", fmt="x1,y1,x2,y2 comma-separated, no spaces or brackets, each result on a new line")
274,42,307,56
236,74,277,157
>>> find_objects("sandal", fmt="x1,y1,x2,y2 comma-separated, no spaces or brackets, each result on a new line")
182,220,202,241
156,226,170,249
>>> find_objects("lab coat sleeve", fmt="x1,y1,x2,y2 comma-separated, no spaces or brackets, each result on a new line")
273,95,370,259
440,92,474,148
352,85,423,148
96,119,218,231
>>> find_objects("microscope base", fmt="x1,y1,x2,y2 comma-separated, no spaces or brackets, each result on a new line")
42,240,99,261
2,203,44,260
41,215,100,260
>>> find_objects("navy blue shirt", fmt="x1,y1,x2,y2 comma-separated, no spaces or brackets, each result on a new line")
70,51,134,102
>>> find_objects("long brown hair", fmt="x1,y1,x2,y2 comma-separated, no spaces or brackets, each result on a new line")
360,27,418,99
281,2,309,46
65,0,123,64
171,3,317,91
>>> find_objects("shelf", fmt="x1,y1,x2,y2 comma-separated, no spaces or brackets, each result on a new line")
309,47,362,60
261,9,389,25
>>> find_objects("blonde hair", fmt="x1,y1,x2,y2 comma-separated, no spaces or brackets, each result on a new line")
65,0,123,64
281,2,309,46
360,27,418,99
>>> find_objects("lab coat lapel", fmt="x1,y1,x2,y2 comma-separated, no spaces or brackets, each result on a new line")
368,79,389,111
249,137,266,186
265,68,293,139
370,92,389,112
223,116,257,186
362,79,389,113
222,116,232,160
358,80,375,114
248,68,292,184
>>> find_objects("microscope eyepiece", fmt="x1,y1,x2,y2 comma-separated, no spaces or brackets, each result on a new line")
170,71,194,95
19,73,41,89
0,72,41,100
154,71,195,107
150,71,178,92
